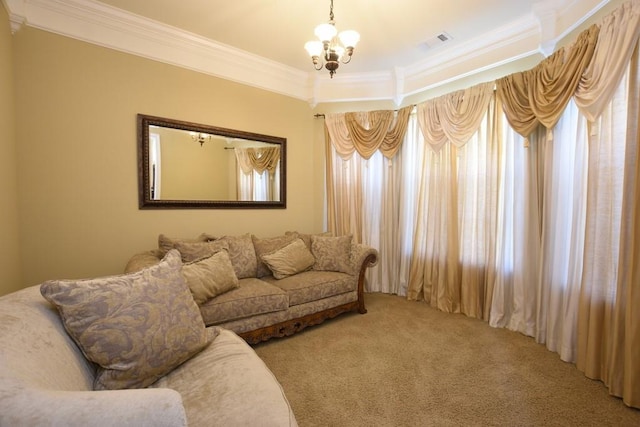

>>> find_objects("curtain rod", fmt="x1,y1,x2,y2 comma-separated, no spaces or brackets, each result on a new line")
314,105,415,118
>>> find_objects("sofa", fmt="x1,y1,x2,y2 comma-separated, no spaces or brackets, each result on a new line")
0,252,298,427
125,231,379,344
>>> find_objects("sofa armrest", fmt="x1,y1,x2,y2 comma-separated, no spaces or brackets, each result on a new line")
0,387,187,427
351,243,379,274
124,249,163,273
350,243,378,314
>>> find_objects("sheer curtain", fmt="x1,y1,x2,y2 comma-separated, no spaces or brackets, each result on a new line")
324,108,412,294
235,147,280,201
323,0,640,408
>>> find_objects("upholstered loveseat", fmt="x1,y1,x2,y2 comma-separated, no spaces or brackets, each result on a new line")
0,251,298,427
125,231,379,344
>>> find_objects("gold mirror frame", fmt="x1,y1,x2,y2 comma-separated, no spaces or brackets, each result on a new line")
137,114,286,209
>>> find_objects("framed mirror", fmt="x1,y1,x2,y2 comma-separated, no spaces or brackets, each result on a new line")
137,114,286,209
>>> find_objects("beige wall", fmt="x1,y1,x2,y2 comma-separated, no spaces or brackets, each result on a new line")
0,4,22,296
10,27,319,289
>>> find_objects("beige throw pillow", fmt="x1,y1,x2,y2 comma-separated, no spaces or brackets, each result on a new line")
252,234,298,277
174,240,229,263
40,250,214,390
158,233,210,255
311,234,353,274
260,238,316,279
182,251,239,304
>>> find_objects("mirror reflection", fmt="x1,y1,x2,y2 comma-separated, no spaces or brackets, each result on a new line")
138,114,286,209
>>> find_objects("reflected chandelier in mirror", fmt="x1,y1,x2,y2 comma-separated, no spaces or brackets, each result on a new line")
137,114,286,209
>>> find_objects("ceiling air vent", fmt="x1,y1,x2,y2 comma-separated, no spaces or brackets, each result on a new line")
423,31,453,49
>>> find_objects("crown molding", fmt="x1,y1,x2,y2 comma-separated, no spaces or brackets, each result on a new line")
4,0,611,105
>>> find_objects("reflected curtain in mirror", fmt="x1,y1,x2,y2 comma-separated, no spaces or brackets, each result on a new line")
137,114,286,209
234,147,281,201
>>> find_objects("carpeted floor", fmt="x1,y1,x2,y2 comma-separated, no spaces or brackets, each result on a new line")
253,293,640,427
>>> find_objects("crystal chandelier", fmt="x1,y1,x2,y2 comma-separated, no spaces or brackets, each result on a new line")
304,0,360,78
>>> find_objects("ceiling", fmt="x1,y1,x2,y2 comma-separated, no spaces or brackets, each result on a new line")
3,0,614,105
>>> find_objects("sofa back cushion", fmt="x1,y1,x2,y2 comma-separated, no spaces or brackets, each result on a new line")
216,234,258,279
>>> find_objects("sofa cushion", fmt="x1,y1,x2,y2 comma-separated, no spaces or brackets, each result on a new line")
199,278,288,325
311,234,353,274
262,270,356,306
152,329,297,427
285,230,333,250
252,234,298,278
40,250,214,390
260,238,315,279
174,239,229,263
182,250,239,304
158,233,210,255
216,234,258,279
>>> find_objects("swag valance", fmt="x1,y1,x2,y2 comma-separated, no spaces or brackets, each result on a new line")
496,24,599,138
326,106,412,160
235,147,280,175
417,81,494,153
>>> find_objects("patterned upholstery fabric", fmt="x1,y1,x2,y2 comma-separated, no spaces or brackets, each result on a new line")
262,270,356,306
311,234,354,274
216,234,258,279
252,234,298,278
285,231,332,250
260,238,315,279
157,233,210,255
40,250,214,390
174,240,229,263
199,278,289,326
182,251,239,304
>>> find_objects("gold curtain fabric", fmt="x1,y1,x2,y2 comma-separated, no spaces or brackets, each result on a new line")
496,24,599,138
325,106,412,160
322,0,640,409
234,147,280,175
417,81,495,152
575,0,640,121
577,43,640,409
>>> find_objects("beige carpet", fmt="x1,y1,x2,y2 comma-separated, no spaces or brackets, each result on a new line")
253,293,640,427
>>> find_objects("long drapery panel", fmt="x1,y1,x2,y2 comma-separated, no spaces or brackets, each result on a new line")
407,83,498,319
323,0,640,408
324,108,413,294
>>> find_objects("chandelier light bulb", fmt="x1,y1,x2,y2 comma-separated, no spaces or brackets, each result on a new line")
304,0,358,78
304,41,323,57
338,30,360,49
314,23,337,43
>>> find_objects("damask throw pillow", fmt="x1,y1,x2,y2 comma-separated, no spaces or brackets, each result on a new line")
40,250,214,390
260,238,316,279
215,234,258,279
311,234,353,274
181,250,239,304
252,234,298,277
